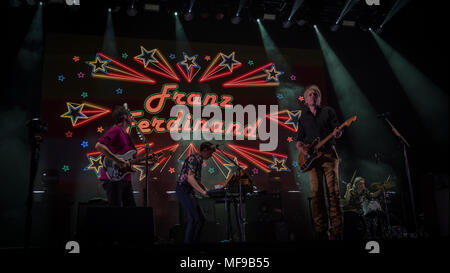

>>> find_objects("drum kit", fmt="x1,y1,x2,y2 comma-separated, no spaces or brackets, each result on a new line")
344,176,401,239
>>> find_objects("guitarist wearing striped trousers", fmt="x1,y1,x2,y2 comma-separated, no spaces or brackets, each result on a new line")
296,85,344,240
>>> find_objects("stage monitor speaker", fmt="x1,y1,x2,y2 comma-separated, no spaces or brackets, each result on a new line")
76,203,155,248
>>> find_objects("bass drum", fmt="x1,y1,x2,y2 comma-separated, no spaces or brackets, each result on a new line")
343,210,366,240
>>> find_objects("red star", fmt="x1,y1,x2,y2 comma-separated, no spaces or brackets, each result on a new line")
73,56,80,62
287,137,293,143
169,168,175,174
97,126,104,133
298,96,304,102
204,56,211,61
65,131,73,138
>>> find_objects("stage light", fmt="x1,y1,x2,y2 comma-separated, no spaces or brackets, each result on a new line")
174,11,178,16
297,19,307,26
330,23,340,32
282,20,293,29
257,18,261,23
143,4,160,12
127,5,137,16
184,12,194,21
231,16,241,24
263,13,276,21
108,8,111,13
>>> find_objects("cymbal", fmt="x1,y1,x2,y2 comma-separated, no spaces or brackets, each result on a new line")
371,181,395,190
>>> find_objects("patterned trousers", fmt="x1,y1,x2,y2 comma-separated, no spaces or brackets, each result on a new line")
307,149,344,235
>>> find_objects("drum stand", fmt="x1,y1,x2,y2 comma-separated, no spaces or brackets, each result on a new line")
381,189,393,237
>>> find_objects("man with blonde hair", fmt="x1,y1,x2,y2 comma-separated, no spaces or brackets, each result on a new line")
296,85,344,240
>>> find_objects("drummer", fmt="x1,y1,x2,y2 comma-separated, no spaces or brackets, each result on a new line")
344,177,383,215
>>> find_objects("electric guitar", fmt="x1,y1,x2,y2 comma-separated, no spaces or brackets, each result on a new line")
298,115,357,172
103,150,173,181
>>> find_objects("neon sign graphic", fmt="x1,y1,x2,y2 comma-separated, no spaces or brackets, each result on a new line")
60,102,111,128
198,52,242,83
133,47,180,82
87,53,157,84
74,47,296,179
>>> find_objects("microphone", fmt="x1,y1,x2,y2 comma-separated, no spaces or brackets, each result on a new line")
377,112,390,119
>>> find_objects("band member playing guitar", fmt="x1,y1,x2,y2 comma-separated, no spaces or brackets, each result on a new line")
296,85,344,240
176,142,215,244
95,105,154,206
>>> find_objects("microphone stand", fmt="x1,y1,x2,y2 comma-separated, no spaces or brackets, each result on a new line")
215,146,251,242
380,115,417,234
136,128,152,208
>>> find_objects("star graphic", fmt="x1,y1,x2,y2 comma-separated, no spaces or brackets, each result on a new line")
135,46,158,67
77,72,85,78
285,110,301,131
290,74,296,81
263,64,284,83
81,92,88,98
208,167,215,174
252,167,259,175
169,168,175,174
65,131,73,138
277,93,284,99
169,54,176,60
81,140,89,148
292,161,299,167
287,137,293,143
268,156,290,172
73,56,80,62
122,52,128,59
60,103,88,126
180,54,199,72
248,60,254,66
133,165,146,181
116,88,123,94
86,53,110,75
219,52,239,72
204,55,211,61
97,126,104,133
58,75,65,82
62,165,70,172
298,96,304,102
86,154,103,177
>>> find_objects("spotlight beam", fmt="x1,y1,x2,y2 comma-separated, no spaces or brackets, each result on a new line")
314,26,394,154
288,0,304,20
370,30,449,144
380,0,411,29
336,0,359,24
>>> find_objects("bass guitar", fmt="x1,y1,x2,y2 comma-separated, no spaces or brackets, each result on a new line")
298,115,357,172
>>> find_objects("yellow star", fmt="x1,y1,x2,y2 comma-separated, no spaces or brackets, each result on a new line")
264,65,283,82
87,54,110,74
269,157,288,172
180,55,198,71
86,155,103,176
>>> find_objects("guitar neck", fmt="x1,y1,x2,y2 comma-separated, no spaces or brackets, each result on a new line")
316,123,347,149
129,152,162,164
